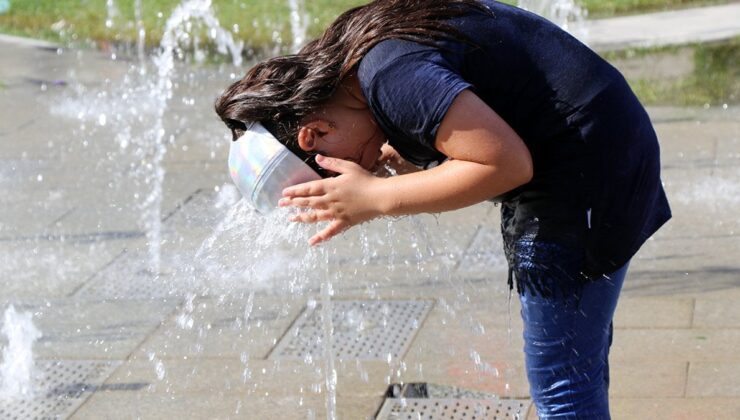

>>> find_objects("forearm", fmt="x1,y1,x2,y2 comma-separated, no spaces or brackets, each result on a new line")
376,158,527,216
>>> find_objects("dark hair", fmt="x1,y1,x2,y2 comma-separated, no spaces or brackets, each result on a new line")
214,0,492,173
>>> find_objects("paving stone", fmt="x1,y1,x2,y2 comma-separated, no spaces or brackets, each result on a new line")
10,298,178,360
655,122,719,170
611,329,740,362
623,236,740,297
611,397,740,420
72,392,383,420
0,240,124,302
132,295,304,359
610,361,687,398
102,357,395,403
583,3,740,51
687,362,740,397
401,299,528,398
694,299,740,328
613,297,693,328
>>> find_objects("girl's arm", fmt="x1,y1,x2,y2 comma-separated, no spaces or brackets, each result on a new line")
280,89,533,245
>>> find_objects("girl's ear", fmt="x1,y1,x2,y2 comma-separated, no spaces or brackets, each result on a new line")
297,119,334,151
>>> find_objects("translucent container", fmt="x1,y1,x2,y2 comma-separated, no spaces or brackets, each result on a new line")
228,123,321,213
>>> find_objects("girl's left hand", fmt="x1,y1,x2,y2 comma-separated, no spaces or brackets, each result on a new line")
279,154,387,246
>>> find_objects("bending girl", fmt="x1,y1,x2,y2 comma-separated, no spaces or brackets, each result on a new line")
215,1,671,418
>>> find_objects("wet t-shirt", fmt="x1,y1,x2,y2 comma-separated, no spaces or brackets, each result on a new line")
357,0,671,294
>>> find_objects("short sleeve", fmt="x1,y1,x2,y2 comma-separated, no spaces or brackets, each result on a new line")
359,40,472,166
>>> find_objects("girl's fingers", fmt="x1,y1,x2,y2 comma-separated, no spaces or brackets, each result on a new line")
315,154,361,175
282,180,326,198
289,209,334,224
309,219,348,246
279,196,327,209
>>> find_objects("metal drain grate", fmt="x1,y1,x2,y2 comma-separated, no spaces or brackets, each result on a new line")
271,300,433,360
0,360,120,420
377,397,529,419
376,383,531,420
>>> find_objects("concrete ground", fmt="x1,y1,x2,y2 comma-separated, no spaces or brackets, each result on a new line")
583,2,740,51
1,7,739,419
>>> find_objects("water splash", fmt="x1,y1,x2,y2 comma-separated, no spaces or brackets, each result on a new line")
0,305,42,399
134,0,146,66
288,0,309,53
320,276,337,420
673,175,740,210
139,0,242,273
518,0,588,37
105,0,119,30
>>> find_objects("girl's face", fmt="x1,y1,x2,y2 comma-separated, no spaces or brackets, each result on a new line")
297,76,386,173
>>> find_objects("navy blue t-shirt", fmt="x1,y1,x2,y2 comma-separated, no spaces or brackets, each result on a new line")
357,0,671,293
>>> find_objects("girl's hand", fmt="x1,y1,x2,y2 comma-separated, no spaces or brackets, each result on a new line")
375,143,420,176
279,154,387,246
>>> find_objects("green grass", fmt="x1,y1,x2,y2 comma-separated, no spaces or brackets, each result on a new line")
581,0,729,18
0,0,370,51
0,0,729,51
607,37,740,105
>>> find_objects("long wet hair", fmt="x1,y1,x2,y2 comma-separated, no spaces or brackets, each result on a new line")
214,0,492,172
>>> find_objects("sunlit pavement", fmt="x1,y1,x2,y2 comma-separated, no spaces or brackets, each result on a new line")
583,2,740,51
1,8,740,419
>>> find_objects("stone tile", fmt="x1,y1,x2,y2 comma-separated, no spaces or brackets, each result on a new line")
23,298,177,330
655,118,740,169
623,236,740,297
611,329,740,362
611,397,740,420
613,297,693,328
400,352,530,399
10,298,178,360
132,295,304,360
401,298,528,398
0,196,74,238
103,357,393,402
0,240,124,302
72,391,382,420
35,335,146,360
694,299,740,328
611,362,687,398
687,362,740,397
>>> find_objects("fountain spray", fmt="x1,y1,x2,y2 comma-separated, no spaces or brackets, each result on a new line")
0,305,42,399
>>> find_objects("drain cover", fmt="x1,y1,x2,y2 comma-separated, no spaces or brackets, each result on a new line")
377,397,529,419
0,360,120,419
271,300,433,360
376,383,531,420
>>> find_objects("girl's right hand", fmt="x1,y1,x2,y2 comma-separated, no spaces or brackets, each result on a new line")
375,143,420,175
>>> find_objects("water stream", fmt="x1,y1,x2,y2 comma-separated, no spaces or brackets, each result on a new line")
0,305,42,399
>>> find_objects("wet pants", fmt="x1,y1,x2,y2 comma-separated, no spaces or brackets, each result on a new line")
519,263,629,419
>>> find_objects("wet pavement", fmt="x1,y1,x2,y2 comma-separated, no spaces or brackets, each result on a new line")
1,10,740,419
584,2,740,51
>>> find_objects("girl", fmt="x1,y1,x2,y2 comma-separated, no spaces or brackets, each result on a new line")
215,0,671,418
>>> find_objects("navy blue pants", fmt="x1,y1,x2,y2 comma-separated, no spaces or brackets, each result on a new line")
519,263,629,419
